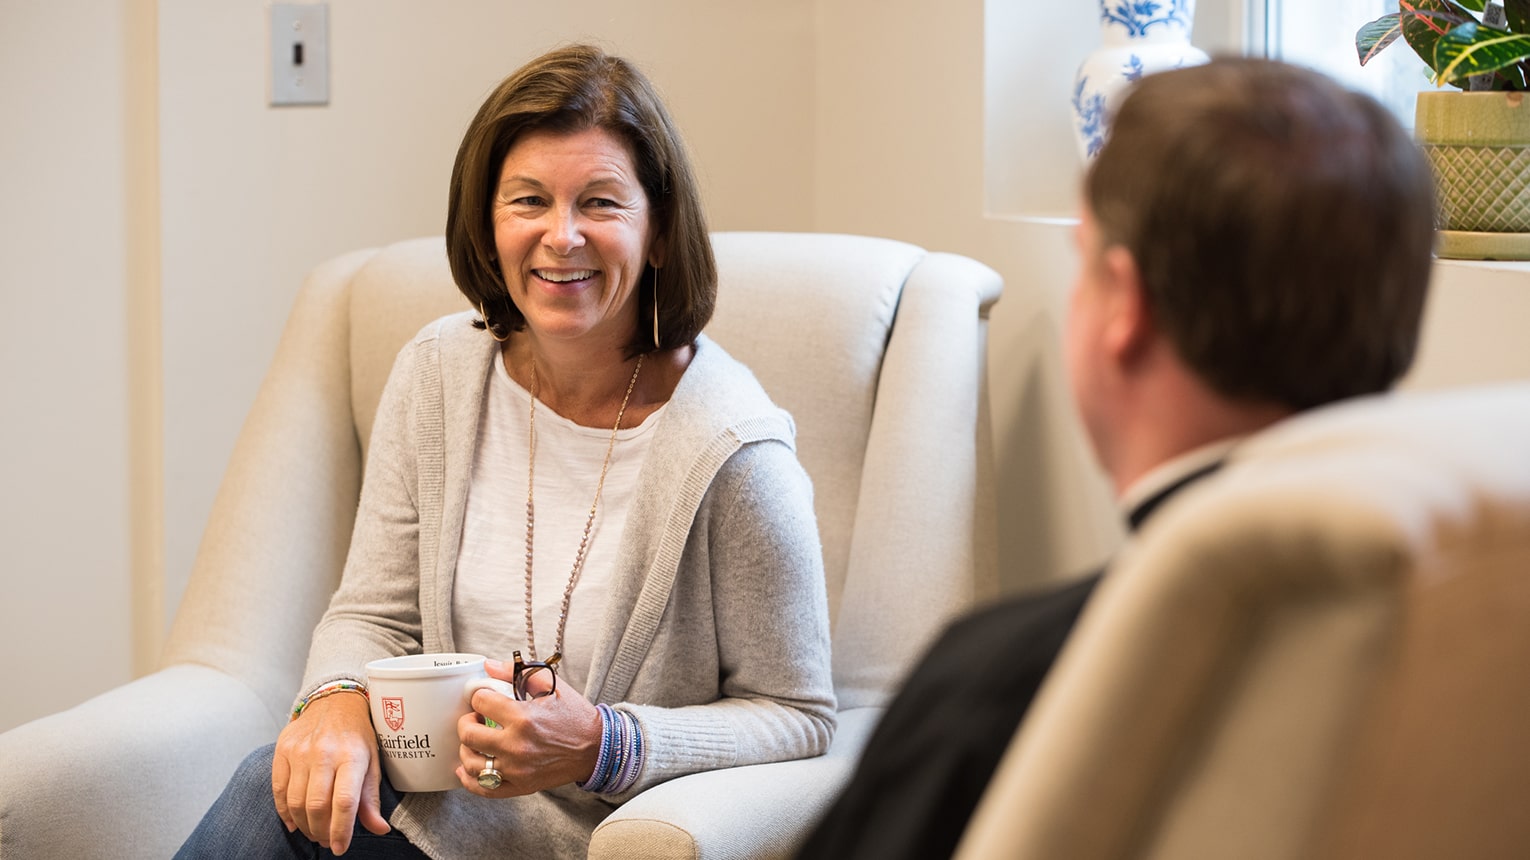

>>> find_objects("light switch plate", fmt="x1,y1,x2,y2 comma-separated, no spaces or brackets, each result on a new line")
270,3,329,106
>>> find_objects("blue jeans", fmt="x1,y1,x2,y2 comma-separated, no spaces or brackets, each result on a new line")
175,743,430,859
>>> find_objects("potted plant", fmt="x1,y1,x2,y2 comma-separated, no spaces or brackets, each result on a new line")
1358,0,1530,259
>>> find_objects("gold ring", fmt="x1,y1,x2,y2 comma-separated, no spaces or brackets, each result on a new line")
477,755,502,790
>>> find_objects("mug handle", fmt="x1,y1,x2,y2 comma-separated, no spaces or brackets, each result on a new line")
464,676,517,724
465,676,517,701
464,677,516,730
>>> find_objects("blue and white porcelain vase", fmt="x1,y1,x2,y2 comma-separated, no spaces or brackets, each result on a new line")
1071,0,1209,160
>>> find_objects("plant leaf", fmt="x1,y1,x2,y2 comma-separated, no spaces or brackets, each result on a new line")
1456,0,1488,11
1358,14,1404,65
1434,22,1530,83
1401,0,1482,73
1507,0,1530,33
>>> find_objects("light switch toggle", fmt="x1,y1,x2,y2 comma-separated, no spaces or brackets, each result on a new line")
270,3,328,107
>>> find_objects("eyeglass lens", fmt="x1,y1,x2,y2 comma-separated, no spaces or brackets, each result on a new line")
514,664,556,701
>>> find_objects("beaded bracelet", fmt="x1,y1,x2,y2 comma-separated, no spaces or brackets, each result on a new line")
577,704,645,795
607,708,628,784
290,680,368,722
616,714,644,790
579,705,617,791
579,704,619,791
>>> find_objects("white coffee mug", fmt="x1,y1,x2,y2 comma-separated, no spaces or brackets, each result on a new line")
364,653,508,792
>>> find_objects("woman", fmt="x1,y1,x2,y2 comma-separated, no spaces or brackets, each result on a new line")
178,44,835,859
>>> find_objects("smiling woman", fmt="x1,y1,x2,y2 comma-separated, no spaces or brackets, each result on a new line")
490,127,658,364
174,44,836,860
447,46,716,359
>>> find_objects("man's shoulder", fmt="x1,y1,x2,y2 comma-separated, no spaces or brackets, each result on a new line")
953,571,1103,640
873,570,1106,751
918,571,1104,676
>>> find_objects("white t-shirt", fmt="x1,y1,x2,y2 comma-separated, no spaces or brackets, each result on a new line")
453,354,663,693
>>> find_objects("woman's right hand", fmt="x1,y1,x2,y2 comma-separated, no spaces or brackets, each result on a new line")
271,692,391,854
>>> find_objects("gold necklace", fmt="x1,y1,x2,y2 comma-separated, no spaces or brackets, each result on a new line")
523,353,644,663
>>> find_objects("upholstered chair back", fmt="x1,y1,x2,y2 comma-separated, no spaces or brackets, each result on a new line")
955,382,1530,860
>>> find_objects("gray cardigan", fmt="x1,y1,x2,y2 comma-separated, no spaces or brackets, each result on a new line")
300,312,837,858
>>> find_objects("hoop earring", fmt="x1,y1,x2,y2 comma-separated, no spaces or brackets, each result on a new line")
479,302,510,343
651,267,661,349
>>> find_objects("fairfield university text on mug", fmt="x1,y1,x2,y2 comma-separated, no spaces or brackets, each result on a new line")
364,653,505,792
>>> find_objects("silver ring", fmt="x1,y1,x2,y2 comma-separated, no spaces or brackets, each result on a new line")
477,755,503,790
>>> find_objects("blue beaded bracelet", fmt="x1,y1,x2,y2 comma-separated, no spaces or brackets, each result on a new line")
578,705,618,791
578,704,644,794
608,709,643,793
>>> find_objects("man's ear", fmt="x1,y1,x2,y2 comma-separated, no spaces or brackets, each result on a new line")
1100,245,1153,364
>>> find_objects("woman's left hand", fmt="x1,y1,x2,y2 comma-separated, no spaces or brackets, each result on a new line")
455,657,604,797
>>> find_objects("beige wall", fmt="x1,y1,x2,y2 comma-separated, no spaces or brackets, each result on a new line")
1408,261,1530,391
1,0,157,732
5,0,1528,735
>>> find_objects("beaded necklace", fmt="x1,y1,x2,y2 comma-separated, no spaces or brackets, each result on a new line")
522,354,644,662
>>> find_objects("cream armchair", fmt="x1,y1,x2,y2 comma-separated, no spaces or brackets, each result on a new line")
0,232,1001,859
956,381,1530,860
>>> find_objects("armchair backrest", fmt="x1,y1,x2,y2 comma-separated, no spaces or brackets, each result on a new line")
955,382,1530,860
165,232,1001,722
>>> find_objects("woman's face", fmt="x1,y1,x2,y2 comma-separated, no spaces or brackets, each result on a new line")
492,126,657,349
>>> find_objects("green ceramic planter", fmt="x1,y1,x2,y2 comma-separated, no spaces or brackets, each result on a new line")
1416,91,1530,260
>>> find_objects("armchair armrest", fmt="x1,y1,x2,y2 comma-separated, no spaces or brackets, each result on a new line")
0,664,280,859
588,707,880,860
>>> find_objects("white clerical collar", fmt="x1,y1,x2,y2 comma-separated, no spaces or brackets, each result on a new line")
1118,437,1243,524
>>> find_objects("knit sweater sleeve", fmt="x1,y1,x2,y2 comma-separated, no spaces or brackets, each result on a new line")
612,439,838,798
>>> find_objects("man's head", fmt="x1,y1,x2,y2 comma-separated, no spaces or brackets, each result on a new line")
1067,58,1436,486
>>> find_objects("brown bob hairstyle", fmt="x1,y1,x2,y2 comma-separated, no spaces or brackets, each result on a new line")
445,44,716,355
